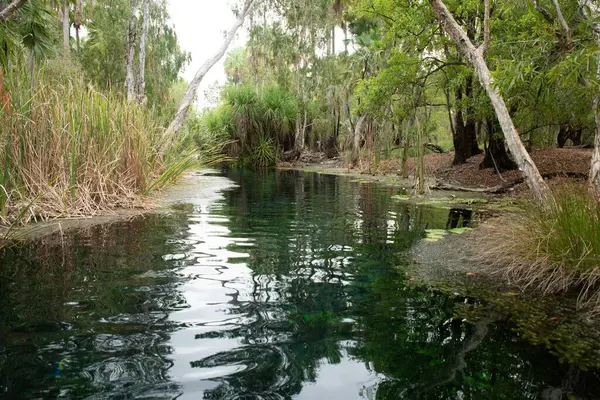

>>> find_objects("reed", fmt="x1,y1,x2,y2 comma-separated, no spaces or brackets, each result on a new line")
0,66,196,225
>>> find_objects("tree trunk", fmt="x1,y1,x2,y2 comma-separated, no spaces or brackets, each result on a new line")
0,0,28,22
580,0,600,200
429,0,552,204
591,28,600,200
60,2,70,52
136,0,149,105
481,117,518,171
166,0,255,138
125,1,137,102
74,0,82,52
352,115,367,168
464,75,481,156
452,86,470,165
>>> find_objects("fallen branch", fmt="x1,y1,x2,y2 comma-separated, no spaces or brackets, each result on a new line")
433,178,524,193
425,143,445,153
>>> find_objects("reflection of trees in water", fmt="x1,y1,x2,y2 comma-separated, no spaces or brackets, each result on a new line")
0,215,192,398
196,170,598,399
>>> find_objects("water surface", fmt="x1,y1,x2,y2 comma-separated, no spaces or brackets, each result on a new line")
0,170,596,399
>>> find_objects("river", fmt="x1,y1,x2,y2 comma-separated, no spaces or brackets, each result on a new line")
0,169,597,399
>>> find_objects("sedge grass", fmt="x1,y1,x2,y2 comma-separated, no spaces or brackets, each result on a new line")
0,65,199,225
479,186,600,312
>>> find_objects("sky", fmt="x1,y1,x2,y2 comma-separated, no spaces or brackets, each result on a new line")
167,0,248,109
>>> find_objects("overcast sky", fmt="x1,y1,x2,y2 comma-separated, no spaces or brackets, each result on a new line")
167,0,248,109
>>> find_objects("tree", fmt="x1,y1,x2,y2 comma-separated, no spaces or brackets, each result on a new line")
125,0,136,101
135,0,148,104
429,0,552,204
166,0,256,138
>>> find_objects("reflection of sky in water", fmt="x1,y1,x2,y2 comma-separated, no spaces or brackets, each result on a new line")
1,170,596,399
164,188,382,399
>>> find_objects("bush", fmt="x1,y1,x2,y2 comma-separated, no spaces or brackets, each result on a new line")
480,186,600,310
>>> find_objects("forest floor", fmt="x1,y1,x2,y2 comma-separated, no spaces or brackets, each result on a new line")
279,147,592,196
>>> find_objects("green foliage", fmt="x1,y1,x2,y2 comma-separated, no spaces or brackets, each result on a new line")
249,135,277,168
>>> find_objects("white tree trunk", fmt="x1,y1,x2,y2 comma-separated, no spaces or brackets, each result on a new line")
60,2,70,52
165,0,255,138
136,0,149,105
352,115,367,167
429,0,552,204
125,3,137,102
0,0,28,22
590,6,600,200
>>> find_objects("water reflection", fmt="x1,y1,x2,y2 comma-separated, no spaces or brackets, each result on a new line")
0,169,597,399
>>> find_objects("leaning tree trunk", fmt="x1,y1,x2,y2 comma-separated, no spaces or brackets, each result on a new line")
0,0,28,22
166,0,255,138
136,0,149,105
125,3,137,102
429,0,552,204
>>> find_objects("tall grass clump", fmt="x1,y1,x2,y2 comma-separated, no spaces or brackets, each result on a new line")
480,186,600,311
0,66,191,225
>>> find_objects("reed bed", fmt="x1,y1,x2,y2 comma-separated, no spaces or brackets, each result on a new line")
0,69,194,225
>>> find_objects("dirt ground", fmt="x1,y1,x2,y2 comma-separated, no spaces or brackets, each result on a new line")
279,147,593,195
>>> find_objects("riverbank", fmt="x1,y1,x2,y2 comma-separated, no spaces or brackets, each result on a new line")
0,171,236,243
279,147,592,196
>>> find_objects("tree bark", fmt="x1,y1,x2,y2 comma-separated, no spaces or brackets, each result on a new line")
0,0,28,22
60,2,70,52
125,1,137,102
551,0,572,45
352,115,367,168
592,28,600,200
136,0,149,105
166,0,255,138
429,0,552,204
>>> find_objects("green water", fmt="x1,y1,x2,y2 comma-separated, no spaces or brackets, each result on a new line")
0,170,598,399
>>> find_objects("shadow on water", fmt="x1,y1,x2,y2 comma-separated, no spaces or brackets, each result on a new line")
0,169,599,399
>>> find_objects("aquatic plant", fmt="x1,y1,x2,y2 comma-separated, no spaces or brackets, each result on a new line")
0,65,198,225
479,186,600,312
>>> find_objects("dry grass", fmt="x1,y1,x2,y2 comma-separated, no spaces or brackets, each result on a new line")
0,66,197,226
477,187,600,312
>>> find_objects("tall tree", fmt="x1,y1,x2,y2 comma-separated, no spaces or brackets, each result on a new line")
136,0,148,104
166,0,255,138
429,0,552,204
59,1,69,52
125,0,136,101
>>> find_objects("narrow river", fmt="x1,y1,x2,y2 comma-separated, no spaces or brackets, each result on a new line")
0,170,596,399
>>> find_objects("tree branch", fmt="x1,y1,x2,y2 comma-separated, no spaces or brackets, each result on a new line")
551,0,572,45
0,0,28,23
532,0,554,23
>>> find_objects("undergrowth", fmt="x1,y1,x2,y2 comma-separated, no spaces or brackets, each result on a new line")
0,63,205,226
479,186,600,312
